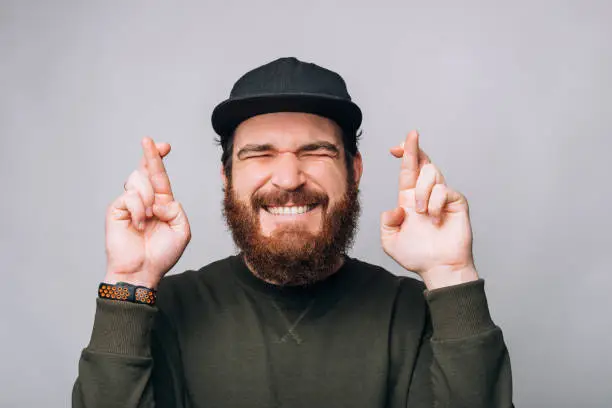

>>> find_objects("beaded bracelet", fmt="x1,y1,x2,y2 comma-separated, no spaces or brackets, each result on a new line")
98,282,157,306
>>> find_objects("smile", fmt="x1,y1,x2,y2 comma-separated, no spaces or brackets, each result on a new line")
264,205,317,215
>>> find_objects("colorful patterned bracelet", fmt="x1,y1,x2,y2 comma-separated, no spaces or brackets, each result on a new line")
98,282,157,306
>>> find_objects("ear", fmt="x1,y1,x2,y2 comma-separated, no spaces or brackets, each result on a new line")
352,152,363,186
221,164,228,189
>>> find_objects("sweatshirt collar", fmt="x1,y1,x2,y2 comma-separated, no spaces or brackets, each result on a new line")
230,252,354,302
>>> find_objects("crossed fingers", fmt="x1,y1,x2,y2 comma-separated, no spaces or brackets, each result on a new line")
120,138,173,228
390,130,450,221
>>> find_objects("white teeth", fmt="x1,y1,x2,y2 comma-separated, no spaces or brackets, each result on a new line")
267,205,313,215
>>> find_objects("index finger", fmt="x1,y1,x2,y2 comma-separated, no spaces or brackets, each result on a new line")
390,144,431,166
142,137,174,199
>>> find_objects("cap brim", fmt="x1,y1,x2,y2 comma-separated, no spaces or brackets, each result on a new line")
211,93,362,141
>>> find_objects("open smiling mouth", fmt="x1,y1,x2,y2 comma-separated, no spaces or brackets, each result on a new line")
263,204,319,215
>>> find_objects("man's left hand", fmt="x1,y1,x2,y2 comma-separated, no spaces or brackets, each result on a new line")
380,130,479,290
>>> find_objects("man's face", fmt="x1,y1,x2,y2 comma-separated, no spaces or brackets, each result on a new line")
222,112,362,285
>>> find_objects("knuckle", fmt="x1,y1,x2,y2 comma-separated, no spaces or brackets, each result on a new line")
432,183,446,195
427,205,440,216
150,172,166,184
425,164,440,179
124,170,139,188
124,189,138,200
106,202,118,217
109,208,124,220
138,185,155,205
428,186,445,208
136,170,152,187
422,162,435,172
124,191,144,209
166,201,177,213
429,192,443,207
416,169,435,186
420,163,434,174
415,174,427,188
416,182,429,196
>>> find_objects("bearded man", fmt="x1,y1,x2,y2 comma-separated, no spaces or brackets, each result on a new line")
73,57,513,408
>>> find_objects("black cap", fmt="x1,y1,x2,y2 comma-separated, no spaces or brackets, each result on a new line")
212,57,362,153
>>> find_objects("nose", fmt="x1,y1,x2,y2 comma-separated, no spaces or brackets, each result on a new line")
270,152,306,191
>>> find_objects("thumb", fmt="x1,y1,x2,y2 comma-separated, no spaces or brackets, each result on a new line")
153,201,189,230
381,207,406,234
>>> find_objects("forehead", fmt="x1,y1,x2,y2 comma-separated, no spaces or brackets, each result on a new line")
232,112,343,150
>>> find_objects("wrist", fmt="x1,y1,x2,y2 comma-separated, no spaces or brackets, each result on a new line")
421,264,479,291
103,272,160,290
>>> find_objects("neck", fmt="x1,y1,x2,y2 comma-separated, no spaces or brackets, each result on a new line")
244,254,346,286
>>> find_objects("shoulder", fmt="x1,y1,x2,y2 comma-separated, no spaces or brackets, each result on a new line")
163,255,236,282
350,259,430,335
347,257,426,296
156,255,239,309
346,258,428,331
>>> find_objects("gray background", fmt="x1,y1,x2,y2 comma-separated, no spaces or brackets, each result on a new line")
1,0,610,407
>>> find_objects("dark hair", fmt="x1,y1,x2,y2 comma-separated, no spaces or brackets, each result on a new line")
216,128,361,180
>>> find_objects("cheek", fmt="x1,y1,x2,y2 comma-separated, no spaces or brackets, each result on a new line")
303,161,348,200
231,165,270,201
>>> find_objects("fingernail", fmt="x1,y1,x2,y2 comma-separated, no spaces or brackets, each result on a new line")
138,222,145,230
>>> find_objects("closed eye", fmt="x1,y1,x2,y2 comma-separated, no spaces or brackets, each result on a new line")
237,144,276,160
236,142,340,160
298,143,340,158
243,153,274,159
300,151,336,158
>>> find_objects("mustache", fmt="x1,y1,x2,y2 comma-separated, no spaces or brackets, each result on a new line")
251,188,329,209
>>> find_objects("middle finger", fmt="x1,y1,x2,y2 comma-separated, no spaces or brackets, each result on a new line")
414,163,443,213
142,137,173,199
124,169,155,215
138,141,172,173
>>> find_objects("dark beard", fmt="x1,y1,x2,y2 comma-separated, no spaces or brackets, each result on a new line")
222,177,360,286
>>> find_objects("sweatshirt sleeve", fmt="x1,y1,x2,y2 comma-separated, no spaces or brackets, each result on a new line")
72,298,187,408
390,279,514,408
422,279,513,407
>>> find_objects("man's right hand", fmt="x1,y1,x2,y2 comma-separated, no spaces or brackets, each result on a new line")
104,137,191,289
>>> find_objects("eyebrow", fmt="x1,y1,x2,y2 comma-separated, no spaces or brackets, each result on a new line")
236,141,340,160
236,144,275,160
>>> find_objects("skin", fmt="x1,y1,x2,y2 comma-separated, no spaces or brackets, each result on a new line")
382,130,479,289
104,139,191,288
104,116,478,290
223,112,362,237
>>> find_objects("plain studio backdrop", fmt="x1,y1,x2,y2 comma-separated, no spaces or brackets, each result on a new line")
1,1,611,407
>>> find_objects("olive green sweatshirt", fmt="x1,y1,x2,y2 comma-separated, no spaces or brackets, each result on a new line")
72,255,513,407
